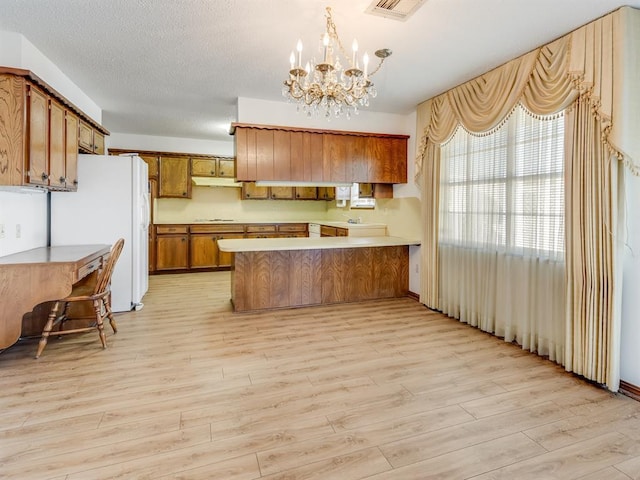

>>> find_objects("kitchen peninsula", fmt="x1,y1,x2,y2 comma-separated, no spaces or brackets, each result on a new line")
218,236,419,312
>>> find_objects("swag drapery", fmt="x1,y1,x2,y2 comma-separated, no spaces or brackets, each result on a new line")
415,7,640,390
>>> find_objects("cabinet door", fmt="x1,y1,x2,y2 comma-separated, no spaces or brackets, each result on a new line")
358,183,374,198
256,129,274,180
190,234,218,268
48,100,66,189
159,155,191,198
78,121,93,153
93,131,105,154
294,186,317,200
235,127,258,181
368,137,407,183
242,182,269,199
320,225,337,237
27,84,49,187
317,187,335,200
273,130,291,179
191,157,217,177
218,233,244,267
140,154,159,179
322,134,349,182
217,157,236,177
270,186,293,200
65,111,79,191
156,234,189,270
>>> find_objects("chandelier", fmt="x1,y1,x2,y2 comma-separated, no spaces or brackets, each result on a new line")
282,6,392,119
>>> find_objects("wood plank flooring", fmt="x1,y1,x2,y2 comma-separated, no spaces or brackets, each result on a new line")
2,271,640,479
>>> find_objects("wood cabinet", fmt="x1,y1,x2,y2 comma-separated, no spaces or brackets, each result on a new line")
0,68,108,190
294,187,317,200
320,225,348,237
317,187,335,201
154,222,311,273
78,120,105,155
159,155,191,198
191,155,236,178
189,224,245,269
242,182,269,199
242,183,323,201
191,157,217,177
269,186,294,200
277,223,308,238
139,154,159,178
232,123,408,184
245,224,277,238
155,225,189,270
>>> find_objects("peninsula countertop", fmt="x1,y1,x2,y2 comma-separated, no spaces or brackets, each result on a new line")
218,236,421,252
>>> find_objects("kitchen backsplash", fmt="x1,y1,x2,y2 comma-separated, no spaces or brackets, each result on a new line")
155,186,328,223
155,186,422,241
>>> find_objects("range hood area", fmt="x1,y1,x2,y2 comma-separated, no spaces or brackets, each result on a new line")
191,177,243,187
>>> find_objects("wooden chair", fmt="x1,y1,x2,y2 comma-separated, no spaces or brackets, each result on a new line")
35,238,125,358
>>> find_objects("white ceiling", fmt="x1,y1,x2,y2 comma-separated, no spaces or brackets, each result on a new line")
0,0,638,143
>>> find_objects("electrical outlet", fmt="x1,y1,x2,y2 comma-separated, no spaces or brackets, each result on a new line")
415,263,419,274
15,224,21,238
0,223,4,239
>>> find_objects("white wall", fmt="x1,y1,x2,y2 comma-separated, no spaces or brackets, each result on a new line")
0,190,48,256
0,30,102,123
621,169,640,386
0,30,103,258
107,132,234,156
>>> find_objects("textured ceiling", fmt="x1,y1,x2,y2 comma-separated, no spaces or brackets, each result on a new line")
0,0,638,143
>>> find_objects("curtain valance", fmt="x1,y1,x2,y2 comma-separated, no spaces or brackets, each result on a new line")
415,7,637,181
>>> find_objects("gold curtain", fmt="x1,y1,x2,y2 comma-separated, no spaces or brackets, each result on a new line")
415,7,638,390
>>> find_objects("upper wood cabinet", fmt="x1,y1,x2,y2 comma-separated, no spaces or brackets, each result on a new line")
191,156,236,178
78,120,105,155
139,154,159,178
159,155,191,198
0,68,108,191
232,123,408,184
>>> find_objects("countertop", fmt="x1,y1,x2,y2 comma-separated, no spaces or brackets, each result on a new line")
218,236,420,252
154,219,387,228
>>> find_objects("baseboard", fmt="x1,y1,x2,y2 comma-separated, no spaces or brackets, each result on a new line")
619,380,640,401
406,291,420,301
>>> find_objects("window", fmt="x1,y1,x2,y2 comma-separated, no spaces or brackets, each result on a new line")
439,104,564,258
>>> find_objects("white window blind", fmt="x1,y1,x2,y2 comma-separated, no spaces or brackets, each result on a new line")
439,104,565,259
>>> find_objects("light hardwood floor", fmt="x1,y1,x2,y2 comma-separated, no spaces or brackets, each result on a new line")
2,271,640,480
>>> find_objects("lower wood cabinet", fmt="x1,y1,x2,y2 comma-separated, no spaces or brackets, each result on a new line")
189,224,245,269
154,223,309,272
155,225,189,270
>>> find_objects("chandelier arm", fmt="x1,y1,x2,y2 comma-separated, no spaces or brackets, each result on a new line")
367,57,387,78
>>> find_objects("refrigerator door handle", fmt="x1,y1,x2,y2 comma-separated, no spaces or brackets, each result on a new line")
142,193,151,229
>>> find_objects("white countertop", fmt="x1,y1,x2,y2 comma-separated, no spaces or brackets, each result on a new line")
218,236,420,252
310,221,387,229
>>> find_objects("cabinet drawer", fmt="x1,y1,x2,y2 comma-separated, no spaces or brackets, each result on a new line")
190,224,245,234
76,257,103,282
336,228,349,237
320,226,337,237
156,225,188,234
278,224,307,233
246,224,277,233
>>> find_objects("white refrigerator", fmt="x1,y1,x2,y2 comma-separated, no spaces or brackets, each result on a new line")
50,154,150,312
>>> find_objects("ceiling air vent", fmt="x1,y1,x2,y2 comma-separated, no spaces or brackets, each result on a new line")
365,0,427,21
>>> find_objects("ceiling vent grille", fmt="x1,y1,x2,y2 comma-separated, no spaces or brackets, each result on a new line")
365,0,427,21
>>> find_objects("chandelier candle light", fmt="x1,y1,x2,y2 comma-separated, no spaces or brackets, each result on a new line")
283,6,392,118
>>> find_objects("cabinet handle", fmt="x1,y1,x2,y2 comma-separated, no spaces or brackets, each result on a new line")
41,172,48,180
59,176,66,184
73,180,78,185
219,172,225,176
182,192,187,196
246,193,251,198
